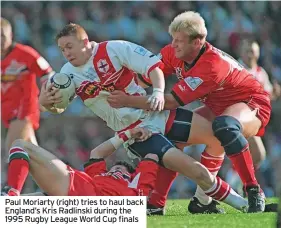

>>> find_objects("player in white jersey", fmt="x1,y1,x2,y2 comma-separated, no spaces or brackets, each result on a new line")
39,23,250,214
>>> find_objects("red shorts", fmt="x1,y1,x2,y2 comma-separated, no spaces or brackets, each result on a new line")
246,94,271,136
67,166,97,196
1,109,40,130
206,92,271,137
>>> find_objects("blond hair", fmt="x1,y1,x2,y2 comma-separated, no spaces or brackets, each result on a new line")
169,11,207,40
1,17,12,30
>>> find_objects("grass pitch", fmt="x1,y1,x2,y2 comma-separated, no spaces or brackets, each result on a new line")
147,198,279,228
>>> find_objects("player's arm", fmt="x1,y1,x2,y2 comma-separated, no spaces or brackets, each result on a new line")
108,91,180,110
109,41,165,111
90,128,152,159
137,45,175,88
108,62,219,110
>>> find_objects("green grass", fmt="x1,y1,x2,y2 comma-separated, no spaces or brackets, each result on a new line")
147,198,279,228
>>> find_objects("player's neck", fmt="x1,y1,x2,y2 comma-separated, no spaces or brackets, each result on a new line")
183,45,204,64
247,60,258,69
1,45,13,60
1,47,12,59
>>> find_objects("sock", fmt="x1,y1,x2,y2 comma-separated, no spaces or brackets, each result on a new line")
228,144,258,187
194,151,224,205
148,166,178,207
7,147,30,194
205,176,248,211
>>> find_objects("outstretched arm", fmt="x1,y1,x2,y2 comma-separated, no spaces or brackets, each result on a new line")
90,128,152,159
107,90,180,110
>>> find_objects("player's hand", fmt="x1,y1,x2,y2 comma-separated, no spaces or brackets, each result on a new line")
39,81,63,107
147,88,165,111
107,90,129,108
129,128,152,142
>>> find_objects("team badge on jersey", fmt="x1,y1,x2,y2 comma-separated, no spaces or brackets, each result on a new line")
184,76,203,91
134,46,148,56
97,59,109,73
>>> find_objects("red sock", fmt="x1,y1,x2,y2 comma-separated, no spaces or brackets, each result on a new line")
228,144,258,187
205,176,231,201
201,151,224,175
7,147,30,193
148,166,178,207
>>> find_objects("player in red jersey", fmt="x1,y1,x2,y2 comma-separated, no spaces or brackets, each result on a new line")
1,17,54,152
1,127,160,197
108,11,271,213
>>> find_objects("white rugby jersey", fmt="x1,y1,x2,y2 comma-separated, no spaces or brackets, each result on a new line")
60,40,170,133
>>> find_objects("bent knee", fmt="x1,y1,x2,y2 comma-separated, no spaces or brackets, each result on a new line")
212,116,248,156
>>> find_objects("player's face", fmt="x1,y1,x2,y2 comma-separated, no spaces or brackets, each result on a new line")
1,26,12,51
171,32,196,59
109,165,128,173
57,35,88,67
240,42,259,64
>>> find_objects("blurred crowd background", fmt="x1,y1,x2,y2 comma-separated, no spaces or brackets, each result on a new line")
1,1,281,198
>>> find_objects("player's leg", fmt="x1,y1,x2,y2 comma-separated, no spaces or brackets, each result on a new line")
248,136,266,168
167,108,226,213
1,139,70,196
128,135,178,215
212,102,266,212
129,135,248,212
5,116,39,152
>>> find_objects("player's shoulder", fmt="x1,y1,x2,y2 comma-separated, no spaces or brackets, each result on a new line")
106,40,132,49
159,44,181,66
199,42,224,72
14,43,40,57
60,62,74,74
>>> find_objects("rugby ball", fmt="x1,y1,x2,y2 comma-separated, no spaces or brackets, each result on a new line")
46,73,76,109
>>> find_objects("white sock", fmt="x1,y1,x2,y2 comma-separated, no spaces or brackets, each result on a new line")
194,171,218,205
223,189,248,211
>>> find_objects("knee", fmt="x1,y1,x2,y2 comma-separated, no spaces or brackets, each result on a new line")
212,116,248,156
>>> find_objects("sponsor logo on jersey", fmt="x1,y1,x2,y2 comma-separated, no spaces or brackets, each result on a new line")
183,76,203,91
134,46,148,56
2,60,28,81
175,67,183,80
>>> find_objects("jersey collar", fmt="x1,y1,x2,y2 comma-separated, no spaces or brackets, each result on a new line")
184,44,206,71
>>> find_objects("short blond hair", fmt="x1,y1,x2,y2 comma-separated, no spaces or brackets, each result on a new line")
169,11,207,40
1,17,12,30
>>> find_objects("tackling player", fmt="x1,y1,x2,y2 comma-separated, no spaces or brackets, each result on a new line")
107,11,271,213
39,23,250,213
1,128,160,197
1,17,54,152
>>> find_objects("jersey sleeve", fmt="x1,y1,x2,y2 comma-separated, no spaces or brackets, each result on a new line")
108,40,163,78
171,61,220,106
84,158,107,178
138,45,175,86
23,45,53,81
17,72,40,119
